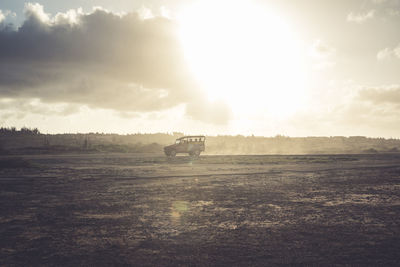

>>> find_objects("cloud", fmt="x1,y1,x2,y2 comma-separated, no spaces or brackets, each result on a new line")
371,0,400,6
377,47,394,60
24,2,51,23
285,81,400,137
0,3,231,124
370,0,400,16
347,10,375,23
338,85,400,135
0,9,17,25
137,6,155,20
310,40,335,58
377,44,400,60
371,0,387,4
309,40,336,70
0,10,4,23
333,85,400,134
0,98,81,122
358,85,400,105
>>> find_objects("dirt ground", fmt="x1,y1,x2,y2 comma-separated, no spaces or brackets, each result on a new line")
1,153,400,266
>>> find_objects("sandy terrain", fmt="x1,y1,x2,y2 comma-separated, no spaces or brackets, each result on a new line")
1,153,400,266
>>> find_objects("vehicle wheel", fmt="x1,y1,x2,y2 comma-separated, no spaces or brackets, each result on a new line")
169,150,176,157
193,150,200,157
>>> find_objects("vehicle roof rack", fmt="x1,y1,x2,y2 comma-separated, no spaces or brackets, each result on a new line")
177,135,206,140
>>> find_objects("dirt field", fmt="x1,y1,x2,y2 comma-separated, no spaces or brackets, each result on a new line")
1,153,400,266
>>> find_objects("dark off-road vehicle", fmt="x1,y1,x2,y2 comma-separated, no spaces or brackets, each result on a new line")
164,136,205,157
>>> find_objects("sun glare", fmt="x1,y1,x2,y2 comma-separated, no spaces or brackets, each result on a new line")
178,0,307,118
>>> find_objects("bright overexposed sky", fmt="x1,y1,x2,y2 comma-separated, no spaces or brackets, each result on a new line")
1,0,400,137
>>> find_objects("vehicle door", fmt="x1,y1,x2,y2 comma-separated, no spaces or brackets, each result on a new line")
199,137,205,151
177,138,188,152
188,138,196,152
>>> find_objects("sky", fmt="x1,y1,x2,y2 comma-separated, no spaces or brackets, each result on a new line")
0,0,400,137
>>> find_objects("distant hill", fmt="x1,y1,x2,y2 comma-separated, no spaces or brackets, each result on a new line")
0,127,399,155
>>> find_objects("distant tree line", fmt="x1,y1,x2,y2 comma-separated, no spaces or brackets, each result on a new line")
1,127,400,154
0,127,41,136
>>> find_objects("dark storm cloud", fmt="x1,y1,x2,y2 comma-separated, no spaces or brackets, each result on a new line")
0,5,186,88
0,3,231,124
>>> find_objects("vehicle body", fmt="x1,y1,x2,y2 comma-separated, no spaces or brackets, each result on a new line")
164,136,205,157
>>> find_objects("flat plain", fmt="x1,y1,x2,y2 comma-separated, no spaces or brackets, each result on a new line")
1,153,400,266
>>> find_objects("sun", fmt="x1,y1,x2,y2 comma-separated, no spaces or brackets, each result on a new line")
178,0,307,118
